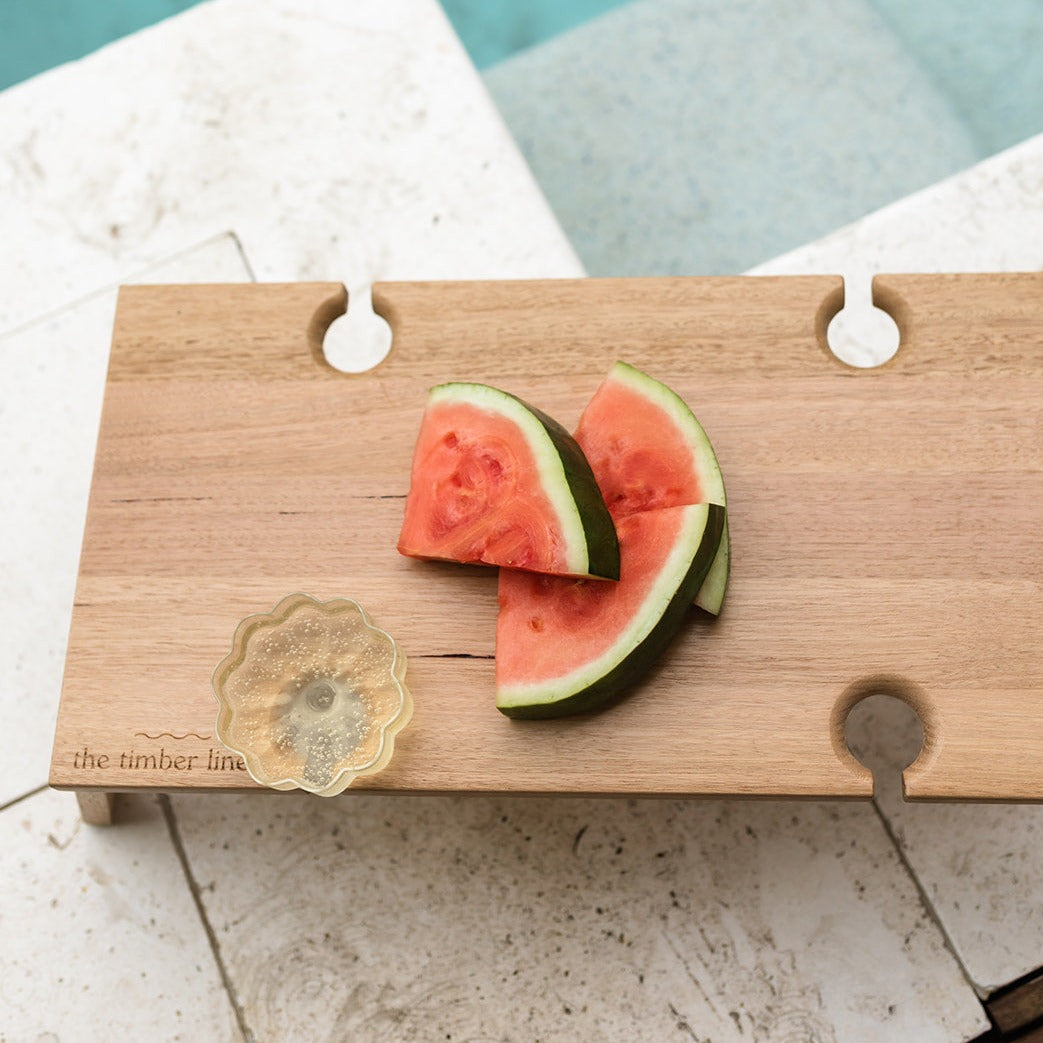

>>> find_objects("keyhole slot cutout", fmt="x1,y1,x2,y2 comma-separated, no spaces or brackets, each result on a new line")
321,284,393,374
838,682,929,803
822,276,903,369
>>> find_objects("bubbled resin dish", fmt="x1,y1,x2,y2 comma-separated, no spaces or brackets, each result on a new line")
213,594,412,796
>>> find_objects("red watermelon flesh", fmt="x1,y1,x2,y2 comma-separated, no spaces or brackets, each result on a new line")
496,502,725,718
573,361,729,615
573,361,723,518
397,383,619,579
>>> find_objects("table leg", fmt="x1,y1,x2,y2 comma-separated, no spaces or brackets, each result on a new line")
76,790,116,825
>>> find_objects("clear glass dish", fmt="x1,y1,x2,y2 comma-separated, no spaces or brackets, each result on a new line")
213,593,412,796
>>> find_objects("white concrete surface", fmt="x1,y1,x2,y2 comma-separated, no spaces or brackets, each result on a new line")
3,0,1039,1038
1,788,238,1039
0,0,581,339
172,790,985,1041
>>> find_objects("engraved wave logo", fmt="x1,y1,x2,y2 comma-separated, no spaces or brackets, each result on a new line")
134,731,212,740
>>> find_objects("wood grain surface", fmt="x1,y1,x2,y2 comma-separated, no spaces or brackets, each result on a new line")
49,275,1043,801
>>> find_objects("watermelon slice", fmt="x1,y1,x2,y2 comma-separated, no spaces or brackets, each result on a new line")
574,361,730,615
496,502,726,718
398,382,620,580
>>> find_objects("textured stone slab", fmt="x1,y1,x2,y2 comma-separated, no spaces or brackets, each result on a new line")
0,788,238,1040
0,0,579,339
174,791,988,1041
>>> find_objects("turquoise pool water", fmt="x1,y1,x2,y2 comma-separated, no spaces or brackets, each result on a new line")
3,0,1039,155
4,1,1039,278
440,0,630,67
2,0,625,88
0,0,203,90
0,0,621,89
479,0,1043,276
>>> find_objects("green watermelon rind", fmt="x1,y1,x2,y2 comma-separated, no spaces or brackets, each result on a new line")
427,383,620,581
604,361,730,615
696,514,730,615
497,502,725,719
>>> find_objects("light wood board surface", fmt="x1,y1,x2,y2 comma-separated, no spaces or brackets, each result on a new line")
50,275,1043,801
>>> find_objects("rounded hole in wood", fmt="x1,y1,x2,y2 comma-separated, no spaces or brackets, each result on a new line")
834,677,930,802
321,284,392,373
824,276,901,368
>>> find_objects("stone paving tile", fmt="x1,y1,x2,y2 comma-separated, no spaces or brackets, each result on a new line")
0,0,580,339
173,790,988,1041
0,788,239,1041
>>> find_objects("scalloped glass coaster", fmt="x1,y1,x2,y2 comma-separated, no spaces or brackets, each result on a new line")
213,594,412,796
